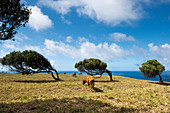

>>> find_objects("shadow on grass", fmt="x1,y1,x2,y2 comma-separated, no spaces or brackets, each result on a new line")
0,97,144,113
93,87,103,92
148,82,170,86
13,79,63,83
95,80,119,83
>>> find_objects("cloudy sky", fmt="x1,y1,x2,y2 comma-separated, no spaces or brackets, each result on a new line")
1,0,170,71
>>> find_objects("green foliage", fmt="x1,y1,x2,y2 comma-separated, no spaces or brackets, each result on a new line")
22,50,52,70
75,58,107,75
0,0,31,40
139,59,165,83
1,50,53,73
1,50,59,80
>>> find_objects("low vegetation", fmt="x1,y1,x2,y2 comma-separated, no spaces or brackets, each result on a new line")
0,73,169,112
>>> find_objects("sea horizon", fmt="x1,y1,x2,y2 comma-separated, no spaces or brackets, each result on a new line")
1,70,170,82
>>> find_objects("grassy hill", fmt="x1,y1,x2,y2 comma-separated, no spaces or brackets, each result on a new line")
0,73,169,113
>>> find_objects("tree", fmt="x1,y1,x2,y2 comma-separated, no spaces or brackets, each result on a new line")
75,58,113,81
139,59,165,83
0,50,59,80
0,0,31,41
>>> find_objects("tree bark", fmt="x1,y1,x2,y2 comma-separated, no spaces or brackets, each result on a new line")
53,69,59,80
109,73,113,81
106,69,112,81
158,74,163,83
49,69,59,80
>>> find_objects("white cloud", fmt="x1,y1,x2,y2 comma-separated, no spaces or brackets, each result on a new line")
0,50,8,58
0,50,9,71
44,39,134,61
2,33,30,51
61,16,72,24
3,43,19,50
24,45,42,53
15,33,29,41
110,32,136,42
50,60,55,67
28,6,53,31
78,37,88,43
148,43,170,64
66,36,73,42
38,0,146,26
44,39,78,57
133,45,148,56
38,0,81,15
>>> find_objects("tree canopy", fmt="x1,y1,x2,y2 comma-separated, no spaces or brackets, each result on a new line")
75,58,112,81
0,50,59,80
139,59,165,83
0,0,31,41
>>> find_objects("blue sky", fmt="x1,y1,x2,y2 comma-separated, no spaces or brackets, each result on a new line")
0,0,170,71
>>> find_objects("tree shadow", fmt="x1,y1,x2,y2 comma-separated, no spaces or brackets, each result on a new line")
13,79,63,83
95,80,119,83
93,87,103,92
0,97,144,113
148,82,170,86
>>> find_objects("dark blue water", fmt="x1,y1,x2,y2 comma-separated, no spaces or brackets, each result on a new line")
1,71,170,82
42,71,170,82
56,71,170,82
111,71,170,82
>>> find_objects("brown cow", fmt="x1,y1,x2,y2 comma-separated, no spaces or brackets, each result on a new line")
83,76,95,89
72,72,76,77
79,72,82,75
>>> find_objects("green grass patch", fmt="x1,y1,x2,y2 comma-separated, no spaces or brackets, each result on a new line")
0,73,169,112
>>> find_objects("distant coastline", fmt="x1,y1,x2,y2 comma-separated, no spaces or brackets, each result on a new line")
1,71,170,82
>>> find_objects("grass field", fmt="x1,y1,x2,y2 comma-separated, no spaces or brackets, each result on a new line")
0,73,170,113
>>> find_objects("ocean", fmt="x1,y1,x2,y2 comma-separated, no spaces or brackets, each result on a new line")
55,71,170,82
1,71,170,82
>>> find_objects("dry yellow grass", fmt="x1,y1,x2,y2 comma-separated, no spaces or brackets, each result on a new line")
0,73,170,113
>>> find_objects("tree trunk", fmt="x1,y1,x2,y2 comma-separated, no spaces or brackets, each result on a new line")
49,69,59,80
106,69,113,81
158,74,163,83
109,73,113,81
53,69,59,80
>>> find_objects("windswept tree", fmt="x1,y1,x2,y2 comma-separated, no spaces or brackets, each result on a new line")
139,59,165,83
0,50,59,80
0,0,31,41
75,58,113,81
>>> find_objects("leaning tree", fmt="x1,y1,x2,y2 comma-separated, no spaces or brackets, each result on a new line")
0,0,31,41
75,58,113,81
139,59,165,83
0,50,59,80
